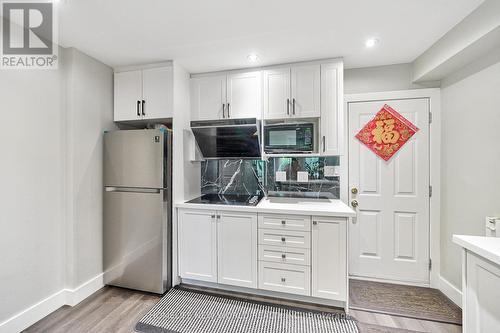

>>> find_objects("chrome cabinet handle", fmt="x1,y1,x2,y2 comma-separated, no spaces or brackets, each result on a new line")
141,100,145,116
292,98,296,115
137,100,141,117
286,98,290,115
322,136,326,152
227,103,230,118
222,104,225,118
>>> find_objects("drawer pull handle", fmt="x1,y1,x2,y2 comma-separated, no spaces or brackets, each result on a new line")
281,254,286,259
281,277,286,283
281,237,286,242
281,220,286,225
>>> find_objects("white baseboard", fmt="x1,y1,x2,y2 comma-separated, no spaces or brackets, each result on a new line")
0,274,104,333
439,275,462,308
65,273,104,307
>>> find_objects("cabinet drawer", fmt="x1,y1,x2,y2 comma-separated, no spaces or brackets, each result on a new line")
258,262,310,296
259,245,310,266
258,214,311,232
258,229,310,249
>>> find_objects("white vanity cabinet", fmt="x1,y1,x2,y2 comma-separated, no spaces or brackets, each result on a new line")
454,235,500,333
190,71,262,120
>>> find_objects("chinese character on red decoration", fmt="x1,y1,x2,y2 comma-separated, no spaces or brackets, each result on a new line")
355,104,419,161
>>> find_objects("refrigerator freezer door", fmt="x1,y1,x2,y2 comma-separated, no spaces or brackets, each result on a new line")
103,188,168,294
104,129,164,188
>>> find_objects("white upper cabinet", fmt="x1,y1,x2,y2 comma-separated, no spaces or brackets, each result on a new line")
190,75,227,120
191,71,261,121
320,61,343,155
263,68,291,119
114,66,173,122
226,71,262,119
114,70,143,122
291,64,320,118
142,67,173,120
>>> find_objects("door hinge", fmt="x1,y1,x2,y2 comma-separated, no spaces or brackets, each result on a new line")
429,112,433,124
429,185,433,198
429,259,432,271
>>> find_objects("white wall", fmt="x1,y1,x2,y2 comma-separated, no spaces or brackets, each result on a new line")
440,59,500,289
0,55,65,324
63,48,115,288
344,63,440,94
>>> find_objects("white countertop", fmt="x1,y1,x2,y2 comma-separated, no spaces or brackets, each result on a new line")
453,235,500,266
176,196,356,218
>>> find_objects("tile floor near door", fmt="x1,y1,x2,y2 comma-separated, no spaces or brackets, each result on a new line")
24,285,462,333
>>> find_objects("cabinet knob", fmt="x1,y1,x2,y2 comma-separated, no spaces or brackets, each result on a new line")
281,253,286,259
281,277,286,283
281,220,286,225
281,237,286,242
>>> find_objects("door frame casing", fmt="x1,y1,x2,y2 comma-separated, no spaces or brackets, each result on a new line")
343,89,441,289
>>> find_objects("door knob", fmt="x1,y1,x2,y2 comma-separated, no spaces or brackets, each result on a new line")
351,187,358,194
351,200,359,208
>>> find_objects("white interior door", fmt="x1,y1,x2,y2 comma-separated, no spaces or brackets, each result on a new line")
348,98,430,284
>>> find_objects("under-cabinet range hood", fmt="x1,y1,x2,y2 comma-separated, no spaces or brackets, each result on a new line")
191,118,261,159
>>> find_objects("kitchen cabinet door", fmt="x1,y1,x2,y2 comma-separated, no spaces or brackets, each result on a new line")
320,61,343,155
226,71,262,119
263,68,290,119
142,67,173,120
191,75,227,120
291,64,320,118
217,211,258,288
114,70,142,121
312,216,347,301
178,209,218,283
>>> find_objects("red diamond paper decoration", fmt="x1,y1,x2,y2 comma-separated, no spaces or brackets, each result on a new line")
355,104,419,161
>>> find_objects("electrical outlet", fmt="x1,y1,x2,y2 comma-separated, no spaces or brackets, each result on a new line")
297,171,309,183
324,166,337,177
276,171,287,182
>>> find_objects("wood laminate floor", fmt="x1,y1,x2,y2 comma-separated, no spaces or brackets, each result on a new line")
24,286,462,333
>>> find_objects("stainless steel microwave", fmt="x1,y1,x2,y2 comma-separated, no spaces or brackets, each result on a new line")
264,123,314,153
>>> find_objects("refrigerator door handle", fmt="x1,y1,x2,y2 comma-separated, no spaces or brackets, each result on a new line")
105,186,162,194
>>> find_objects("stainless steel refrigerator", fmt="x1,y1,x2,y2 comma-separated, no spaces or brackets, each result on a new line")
103,128,172,294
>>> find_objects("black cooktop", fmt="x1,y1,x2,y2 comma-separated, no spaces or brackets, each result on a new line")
187,194,262,206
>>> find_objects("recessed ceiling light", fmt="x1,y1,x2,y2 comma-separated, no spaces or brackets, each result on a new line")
247,53,259,63
365,38,379,48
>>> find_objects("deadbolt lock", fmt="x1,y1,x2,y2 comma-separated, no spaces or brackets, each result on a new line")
351,187,358,194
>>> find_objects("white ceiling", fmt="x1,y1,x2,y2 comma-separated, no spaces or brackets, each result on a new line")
58,0,484,73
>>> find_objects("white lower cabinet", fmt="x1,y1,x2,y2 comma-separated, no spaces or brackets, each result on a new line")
178,209,348,305
178,209,218,282
312,216,347,301
217,211,258,288
258,261,311,296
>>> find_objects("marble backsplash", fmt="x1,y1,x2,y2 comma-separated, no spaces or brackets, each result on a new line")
201,157,340,199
